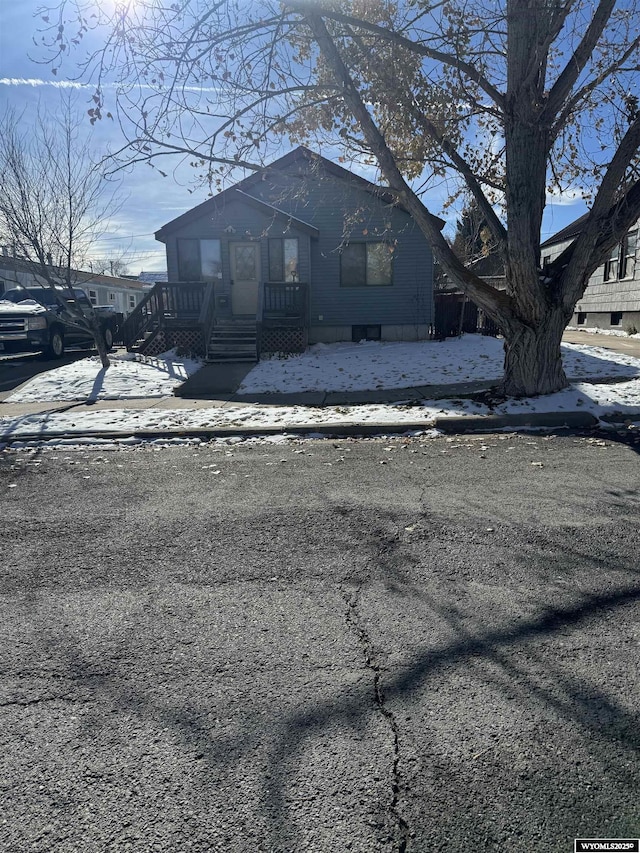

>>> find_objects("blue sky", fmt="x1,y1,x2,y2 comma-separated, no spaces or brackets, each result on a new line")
0,2,196,273
0,1,590,276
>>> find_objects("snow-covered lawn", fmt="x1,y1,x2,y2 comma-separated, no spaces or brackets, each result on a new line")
4,337,639,405
1,336,640,443
236,336,640,393
5,350,203,403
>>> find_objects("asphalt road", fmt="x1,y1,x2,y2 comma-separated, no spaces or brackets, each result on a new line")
1,433,639,852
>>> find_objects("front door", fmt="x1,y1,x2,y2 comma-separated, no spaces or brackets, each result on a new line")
230,242,260,315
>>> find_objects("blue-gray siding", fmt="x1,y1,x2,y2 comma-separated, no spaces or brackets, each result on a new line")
163,162,433,327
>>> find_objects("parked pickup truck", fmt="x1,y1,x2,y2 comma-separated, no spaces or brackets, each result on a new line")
0,286,122,358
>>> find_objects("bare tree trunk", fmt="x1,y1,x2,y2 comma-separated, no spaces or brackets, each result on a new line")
86,313,110,369
500,308,568,397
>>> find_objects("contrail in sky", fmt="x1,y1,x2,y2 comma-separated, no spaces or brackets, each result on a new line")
0,78,87,88
0,77,222,92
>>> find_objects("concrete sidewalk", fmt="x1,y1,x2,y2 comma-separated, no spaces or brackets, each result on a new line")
0,377,495,418
0,376,621,443
563,329,640,357
2,328,640,441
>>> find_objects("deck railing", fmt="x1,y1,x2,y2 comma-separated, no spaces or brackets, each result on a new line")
121,281,206,349
262,281,308,320
257,281,308,357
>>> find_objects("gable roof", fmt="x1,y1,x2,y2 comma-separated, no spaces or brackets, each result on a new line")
0,255,147,291
233,190,319,237
541,212,590,248
155,147,408,242
137,270,168,284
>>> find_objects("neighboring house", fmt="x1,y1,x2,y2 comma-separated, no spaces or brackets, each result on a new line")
0,253,148,316
541,215,639,331
433,252,505,338
122,147,436,360
81,274,148,315
136,271,168,286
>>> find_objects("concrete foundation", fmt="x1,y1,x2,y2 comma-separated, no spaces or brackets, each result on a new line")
308,324,431,344
573,311,640,333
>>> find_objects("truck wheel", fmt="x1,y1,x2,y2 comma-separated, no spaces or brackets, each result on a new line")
103,325,114,351
47,328,65,359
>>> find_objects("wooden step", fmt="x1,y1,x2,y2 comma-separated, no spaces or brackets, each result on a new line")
206,320,258,362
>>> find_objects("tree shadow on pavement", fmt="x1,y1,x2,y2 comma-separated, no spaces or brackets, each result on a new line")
9,500,640,853
269,588,639,843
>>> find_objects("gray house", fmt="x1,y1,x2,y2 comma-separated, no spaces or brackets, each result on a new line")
122,147,435,359
541,214,639,331
0,253,148,315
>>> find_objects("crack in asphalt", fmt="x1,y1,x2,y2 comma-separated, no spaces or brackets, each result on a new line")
342,586,410,853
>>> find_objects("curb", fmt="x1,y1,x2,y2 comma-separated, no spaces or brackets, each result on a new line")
0,411,608,445
433,411,600,432
0,422,432,444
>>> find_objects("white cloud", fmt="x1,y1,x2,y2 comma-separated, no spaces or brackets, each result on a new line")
545,187,586,206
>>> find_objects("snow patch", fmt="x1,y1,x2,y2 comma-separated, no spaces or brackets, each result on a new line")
6,349,203,403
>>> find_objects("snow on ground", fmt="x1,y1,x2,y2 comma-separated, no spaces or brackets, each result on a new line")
5,350,203,403
4,337,639,404
0,400,464,439
236,336,639,394
566,326,640,338
2,377,640,444
2,336,640,443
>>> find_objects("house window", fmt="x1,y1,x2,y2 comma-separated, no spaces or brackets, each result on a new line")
177,239,221,281
88,289,97,305
177,239,200,280
604,244,619,281
620,230,637,279
352,324,381,342
542,255,551,268
604,229,637,281
268,238,299,281
128,295,136,309
611,311,623,326
200,240,222,279
108,292,116,302
341,242,393,287
577,312,586,325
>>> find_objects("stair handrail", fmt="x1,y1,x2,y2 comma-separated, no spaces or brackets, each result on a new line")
256,281,266,359
199,281,217,347
121,282,166,350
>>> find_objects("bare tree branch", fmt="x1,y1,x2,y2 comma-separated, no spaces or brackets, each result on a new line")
285,2,506,111
544,0,617,120
304,11,511,319
0,96,124,367
550,34,640,140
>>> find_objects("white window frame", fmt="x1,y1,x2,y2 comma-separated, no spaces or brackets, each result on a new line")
620,230,637,280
